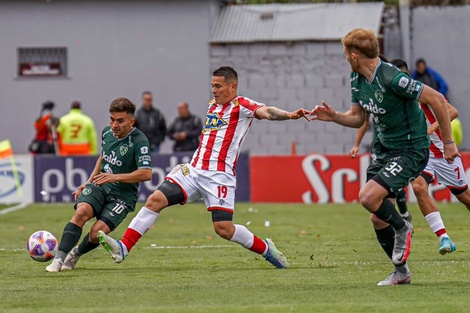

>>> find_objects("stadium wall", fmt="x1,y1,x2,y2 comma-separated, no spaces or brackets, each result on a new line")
410,5,470,150
0,0,220,154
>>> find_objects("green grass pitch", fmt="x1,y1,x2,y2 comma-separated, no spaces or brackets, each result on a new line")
0,202,469,313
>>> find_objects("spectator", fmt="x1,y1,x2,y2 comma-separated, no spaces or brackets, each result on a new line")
168,102,203,152
451,118,464,148
29,101,59,154
134,91,166,153
411,58,448,98
57,101,98,156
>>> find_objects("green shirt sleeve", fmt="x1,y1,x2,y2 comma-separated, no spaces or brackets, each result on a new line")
390,73,424,101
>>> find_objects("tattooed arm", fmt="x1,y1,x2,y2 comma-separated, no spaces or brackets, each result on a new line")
255,106,310,121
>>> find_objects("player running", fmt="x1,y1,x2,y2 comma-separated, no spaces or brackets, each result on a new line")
311,28,458,286
98,66,310,269
391,58,470,255
46,98,152,272
350,115,411,222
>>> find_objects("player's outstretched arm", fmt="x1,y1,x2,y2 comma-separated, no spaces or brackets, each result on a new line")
310,101,365,128
255,106,310,121
93,168,152,186
350,116,370,158
419,85,458,162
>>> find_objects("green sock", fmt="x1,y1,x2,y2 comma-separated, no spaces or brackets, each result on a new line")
77,233,100,255
57,222,82,261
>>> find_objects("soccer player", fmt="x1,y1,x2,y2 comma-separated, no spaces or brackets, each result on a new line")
97,66,309,269
46,97,152,272
311,28,458,286
349,115,411,222
391,58,470,255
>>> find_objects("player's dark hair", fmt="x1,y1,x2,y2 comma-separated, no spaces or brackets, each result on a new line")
109,97,136,115
415,58,426,66
142,91,152,97
212,66,238,82
390,59,409,72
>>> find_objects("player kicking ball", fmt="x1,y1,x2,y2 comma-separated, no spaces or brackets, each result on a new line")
98,66,310,268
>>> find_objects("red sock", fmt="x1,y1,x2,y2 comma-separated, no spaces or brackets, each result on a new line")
250,236,268,255
436,228,447,237
121,228,142,252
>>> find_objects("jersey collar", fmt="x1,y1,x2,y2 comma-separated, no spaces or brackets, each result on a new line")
366,58,381,84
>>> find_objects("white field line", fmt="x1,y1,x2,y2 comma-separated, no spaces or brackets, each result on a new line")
0,202,31,215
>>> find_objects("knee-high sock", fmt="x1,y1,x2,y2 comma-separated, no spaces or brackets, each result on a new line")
396,189,408,215
425,212,448,238
230,224,268,255
121,207,159,252
374,225,395,259
56,222,82,261
374,199,406,230
76,232,100,255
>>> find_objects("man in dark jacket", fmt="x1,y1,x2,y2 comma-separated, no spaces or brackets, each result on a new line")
168,102,203,152
134,91,166,153
411,58,448,98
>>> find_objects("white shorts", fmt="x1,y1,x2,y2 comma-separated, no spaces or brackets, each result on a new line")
165,164,236,213
423,156,468,193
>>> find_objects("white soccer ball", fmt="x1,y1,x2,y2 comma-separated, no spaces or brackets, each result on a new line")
27,230,59,262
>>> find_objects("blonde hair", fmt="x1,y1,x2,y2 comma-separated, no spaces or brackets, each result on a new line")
341,28,379,59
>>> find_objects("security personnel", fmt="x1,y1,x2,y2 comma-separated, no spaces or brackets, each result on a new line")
57,101,98,156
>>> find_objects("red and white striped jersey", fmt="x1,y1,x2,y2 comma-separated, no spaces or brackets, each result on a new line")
419,103,444,158
191,96,265,175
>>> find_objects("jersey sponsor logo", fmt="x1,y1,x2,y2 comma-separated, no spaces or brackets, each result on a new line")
120,144,128,156
399,77,409,88
138,155,151,163
203,113,228,132
406,80,421,95
141,146,148,154
102,151,123,166
104,163,113,173
180,163,190,176
374,90,384,103
360,98,387,114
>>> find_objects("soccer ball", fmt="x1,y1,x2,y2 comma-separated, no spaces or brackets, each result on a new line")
27,230,58,262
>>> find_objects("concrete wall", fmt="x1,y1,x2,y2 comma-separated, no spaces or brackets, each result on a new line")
0,0,220,153
210,42,367,155
410,5,470,150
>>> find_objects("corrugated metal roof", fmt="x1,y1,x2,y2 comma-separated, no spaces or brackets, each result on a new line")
210,2,384,43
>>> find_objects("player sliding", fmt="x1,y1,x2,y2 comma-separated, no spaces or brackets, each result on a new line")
311,28,458,286
391,58,470,255
98,66,310,269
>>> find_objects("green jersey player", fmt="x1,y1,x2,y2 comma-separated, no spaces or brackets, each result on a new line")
311,28,458,286
46,97,152,272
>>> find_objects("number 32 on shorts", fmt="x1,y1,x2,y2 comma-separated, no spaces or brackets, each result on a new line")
384,161,403,176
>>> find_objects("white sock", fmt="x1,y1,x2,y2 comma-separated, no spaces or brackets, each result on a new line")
230,225,254,249
425,212,448,238
128,207,159,236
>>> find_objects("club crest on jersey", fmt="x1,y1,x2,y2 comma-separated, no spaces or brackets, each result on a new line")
203,113,227,132
374,90,384,103
82,187,92,196
120,144,128,156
